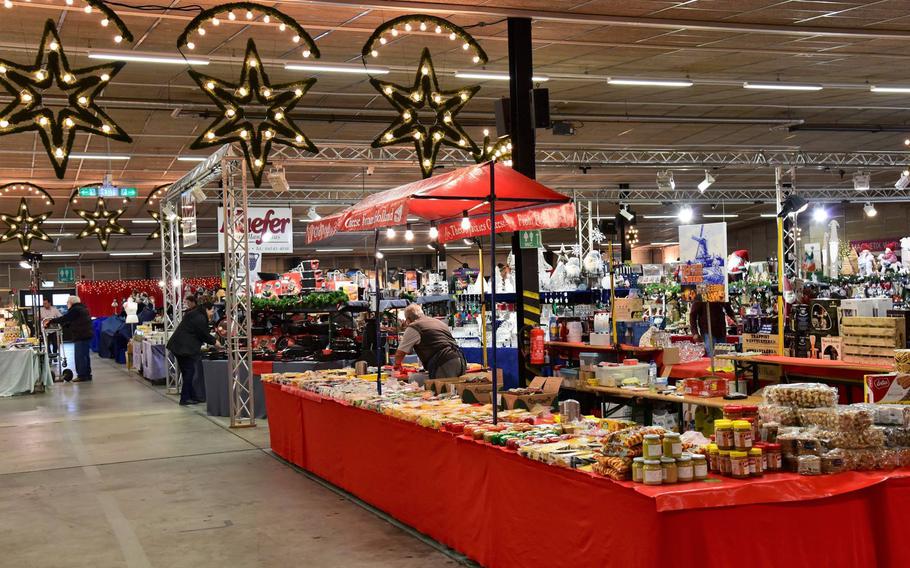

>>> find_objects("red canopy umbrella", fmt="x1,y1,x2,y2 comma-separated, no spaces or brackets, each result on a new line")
310,161,575,422
306,162,576,244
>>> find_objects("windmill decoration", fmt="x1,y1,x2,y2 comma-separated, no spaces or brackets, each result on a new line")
178,4,321,187
75,197,129,250
0,198,52,252
0,20,132,179
364,15,490,178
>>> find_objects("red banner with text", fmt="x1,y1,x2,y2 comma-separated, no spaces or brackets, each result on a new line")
437,202,576,243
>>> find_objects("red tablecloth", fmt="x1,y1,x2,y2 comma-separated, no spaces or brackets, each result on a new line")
264,382,909,568
667,357,736,381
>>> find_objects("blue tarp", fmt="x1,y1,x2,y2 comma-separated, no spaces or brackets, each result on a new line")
91,317,106,353
461,346,520,389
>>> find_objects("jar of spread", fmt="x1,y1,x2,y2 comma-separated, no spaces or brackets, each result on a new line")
733,420,753,451
663,433,683,458
714,419,734,450
643,459,662,485
692,454,708,480
765,443,783,471
643,434,663,459
723,405,743,421
677,454,694,482
741,405,760,440
718,450,731,476
707,443,719,472
754,442,768,471
729,451,749,479
761,421,779,443
749,447,764,477
661,457,678,484
632,457,645,483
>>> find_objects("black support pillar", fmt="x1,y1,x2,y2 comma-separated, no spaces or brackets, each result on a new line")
507,17,539,387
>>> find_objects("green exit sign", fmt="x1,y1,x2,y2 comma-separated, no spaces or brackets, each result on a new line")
78,187,98,197
119,187,138,198
519,230,541,249
57,267,75,284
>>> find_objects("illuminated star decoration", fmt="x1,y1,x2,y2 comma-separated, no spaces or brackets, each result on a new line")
474,131,513,166
188,39,318,187
0,19,131,179
75,198,130,250
147,210,161,241
370,48,480,178
0,198,51,252
144,184,169,240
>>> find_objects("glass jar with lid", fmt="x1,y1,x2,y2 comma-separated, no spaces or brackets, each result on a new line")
729,451,750,479
733,420,753,451
632,457,645,483
643,459,662,485
643,434,663,459
692,454,708,480
714,419,734,450
660,457,678,483
662,432,683,458
677,454,694,482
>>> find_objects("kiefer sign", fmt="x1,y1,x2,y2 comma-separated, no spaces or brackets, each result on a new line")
217,207,294,253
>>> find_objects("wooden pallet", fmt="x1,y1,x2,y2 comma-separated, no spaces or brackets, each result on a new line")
841,317,905,352
741,333,778,355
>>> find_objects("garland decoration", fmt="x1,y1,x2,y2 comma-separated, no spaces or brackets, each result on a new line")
75,197,129,250
370,48,479,178
0,20,132,178
0,198,51,252
362,14,487,64
251,291,350,311
0,182,55,205
187,40,318,187
177,2,319,58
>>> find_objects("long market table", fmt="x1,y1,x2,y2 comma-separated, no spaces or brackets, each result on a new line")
264,381,910,568
719,354,893,402
0,348,52,397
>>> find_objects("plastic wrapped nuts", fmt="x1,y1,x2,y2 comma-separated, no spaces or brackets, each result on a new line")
821,449,847,474
813,426,885,450
855,403,910,428
797,406,874,431
797,455,822,475
763,383,838,408
882,426,910,448
797,407,837,429
759,405,800,426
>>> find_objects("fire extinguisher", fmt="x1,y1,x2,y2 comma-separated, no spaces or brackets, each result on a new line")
530,326,545,365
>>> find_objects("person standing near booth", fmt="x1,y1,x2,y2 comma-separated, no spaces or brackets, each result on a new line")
40,298,62,354
394,304,466,379
166,300,217,406
48,296,93,382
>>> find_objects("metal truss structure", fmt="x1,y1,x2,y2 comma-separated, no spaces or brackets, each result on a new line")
160,213,182,394
161,145,255,427
274,144,910,170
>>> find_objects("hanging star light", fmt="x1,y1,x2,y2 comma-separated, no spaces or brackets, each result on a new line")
474,129,513,166
0,198,51,252
2,1,133,45
187,39,317,187
0,19,132,179
75,198,129,250
370,48,479,178
144,184,169,241
147,210,161,241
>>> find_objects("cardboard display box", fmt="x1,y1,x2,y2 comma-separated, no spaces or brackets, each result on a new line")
501,376,563,410
661,346,681,365
810,299,840,337
613,298,643,322
425,369,503,397
864,373,910,404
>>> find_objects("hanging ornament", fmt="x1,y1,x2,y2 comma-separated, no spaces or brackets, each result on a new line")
75,198,129,250
177,3,319,59
474,129,512,165
0,20,132,179
0,198,51,252
362,15,487,64
187,40,317,187
370,48,480,178
144,184,169,240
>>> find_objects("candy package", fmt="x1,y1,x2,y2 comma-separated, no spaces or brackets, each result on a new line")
763,383,838,408
759,405,800,426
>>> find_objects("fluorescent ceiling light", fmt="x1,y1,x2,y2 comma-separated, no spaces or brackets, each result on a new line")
642,215,679,219
183,250,219,255
443,246,471,250
47,233,75,238
177,156,207,162
130,219,159,224
43,253,79,257
703,214,739,218
454,71,550,82
608,77,693,87
109,252,154,256
743,81,822,91
89,51,209,66
760,213,778,218
870,85,910,94
379,247,414,251
315,248,353,252
650,242,679,246
71,153,130,160
47,219,87,224
285,63,389,75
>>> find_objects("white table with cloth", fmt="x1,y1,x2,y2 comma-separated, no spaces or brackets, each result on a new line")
0,347,53,397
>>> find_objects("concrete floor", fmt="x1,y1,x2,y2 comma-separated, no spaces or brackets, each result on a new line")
0,350,463,568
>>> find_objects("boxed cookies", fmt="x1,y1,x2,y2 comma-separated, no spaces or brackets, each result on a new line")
764,383,838,408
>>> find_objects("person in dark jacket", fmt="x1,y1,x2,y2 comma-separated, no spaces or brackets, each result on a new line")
166,301,217,405
48,295,94,382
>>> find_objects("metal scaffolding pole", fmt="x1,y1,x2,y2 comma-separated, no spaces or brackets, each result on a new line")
161,206,183,395
222,156,255,428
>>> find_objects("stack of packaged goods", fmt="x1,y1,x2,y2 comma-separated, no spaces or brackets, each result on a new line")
758,383,910,474
603,427,709,485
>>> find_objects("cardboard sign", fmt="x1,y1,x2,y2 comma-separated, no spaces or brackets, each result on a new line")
217,206,294,253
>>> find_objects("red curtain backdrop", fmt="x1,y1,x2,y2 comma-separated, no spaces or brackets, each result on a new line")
76,276,221,316
264,382,910,568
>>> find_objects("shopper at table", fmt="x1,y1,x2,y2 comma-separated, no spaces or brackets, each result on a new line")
40,298,62,354
689,295,737,357
166,300,217,406
48,296,93,382
394,303,466,379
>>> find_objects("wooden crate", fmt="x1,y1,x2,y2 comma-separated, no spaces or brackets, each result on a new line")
742,333,778,355
841,316,905,348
